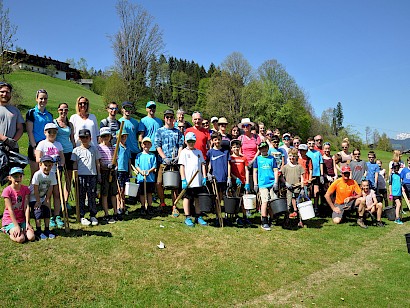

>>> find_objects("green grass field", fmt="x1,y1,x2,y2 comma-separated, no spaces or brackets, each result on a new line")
0,70,409,307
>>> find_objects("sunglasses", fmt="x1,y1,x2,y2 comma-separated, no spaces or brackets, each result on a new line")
315,139,322,142
78,102,88,106
109,107,118,111
283,137,290,140
58,108,69,112
178,126,185,129
308,143,314,145
148,106,156,110
342,146,348,149
165,116,174,119
243,124,250,128
293,141,300,144
46,130,57,135
202,122,209,125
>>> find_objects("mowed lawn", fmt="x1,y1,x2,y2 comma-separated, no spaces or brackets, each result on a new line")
0,71,410,306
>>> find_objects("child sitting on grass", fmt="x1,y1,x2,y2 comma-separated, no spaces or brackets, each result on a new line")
389,162,404,225
30,156,57,239
359,180,384,227
71,129,101,226
135,137,157,215
178,132,207,227
2,167,35,243
253,141,279,231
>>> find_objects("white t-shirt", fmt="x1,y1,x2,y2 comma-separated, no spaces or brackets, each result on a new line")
69,113,99,146
30,170,57,202
178,148,205,188
71,145,101,176
36,140,63,173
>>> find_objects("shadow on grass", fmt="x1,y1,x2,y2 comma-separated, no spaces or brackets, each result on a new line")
57,229,113,238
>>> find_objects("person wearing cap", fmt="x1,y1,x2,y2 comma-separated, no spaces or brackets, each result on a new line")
298,144,313,186
71,128,101,226
26,89,53,176
253,141,279,231
390,162,404,225
35,122,65,229
69,96,99,147
0,82,24,151
29,156,58,239
325,165,363,226
116,129,131,218
210,117,219,132
268,135,286,171
307,137,325,216
1,167,35,243
174,108,192,129
118,101,142,164
139,101,163,157
185,111,210,159
178,131,207,227
238,118,260,190
135,136,157,215
279,133,292,164
97,127,118,223
154,109,184,213
217,117,231,152
100,102,121,145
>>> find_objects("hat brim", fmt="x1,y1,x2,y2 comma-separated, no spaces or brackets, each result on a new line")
238,121,255,129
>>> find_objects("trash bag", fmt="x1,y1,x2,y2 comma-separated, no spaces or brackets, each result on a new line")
8,150,29,168
0,146,10,186
0,145,29,186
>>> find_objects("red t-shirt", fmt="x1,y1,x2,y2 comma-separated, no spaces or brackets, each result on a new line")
230,154,248,184
298,156,313,184
314,145,324,155
185,127,210,159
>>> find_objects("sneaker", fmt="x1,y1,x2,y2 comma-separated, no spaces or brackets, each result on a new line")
197,216,208,226
117,208,123,215
81,217,91,226
39,233,47,240
357,218,368,229
289,212,298,218
49,217,57,228
184,217,194,227
55,216,64,228
297,221,304,228
147,207,155,216
261,223,271,231
140,207,147,216
394,218,404,225
376,221,385,227
102,216,110,223
172,207,180,218
236,218,244,227
160,202,166,207
47,232,56,239
116,214,124,221
108,217,116,224
90,217,99,226
246,209,252,218
244,218,252,226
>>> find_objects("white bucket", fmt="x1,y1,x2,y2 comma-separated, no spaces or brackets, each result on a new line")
125,182,139,197
297,200,315,220
243,194,256,210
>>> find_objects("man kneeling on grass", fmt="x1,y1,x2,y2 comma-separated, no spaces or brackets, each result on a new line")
324,165,367,228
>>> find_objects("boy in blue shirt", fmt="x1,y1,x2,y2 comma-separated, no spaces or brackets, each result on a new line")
307,137,324,215
253,142,279,231
135,137,157,215
366,151,380,190
389,162,403,224
116,130,131,219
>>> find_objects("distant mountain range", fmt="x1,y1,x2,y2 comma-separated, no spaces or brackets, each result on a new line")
390,138,410,151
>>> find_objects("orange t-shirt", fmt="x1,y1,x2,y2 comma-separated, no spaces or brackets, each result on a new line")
298,156,312,183
326,177,361,205
230,154,248,184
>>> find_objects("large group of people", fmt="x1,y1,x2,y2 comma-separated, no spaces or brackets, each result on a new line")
0,81,408,243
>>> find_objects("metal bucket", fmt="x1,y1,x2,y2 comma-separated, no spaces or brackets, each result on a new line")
163,170,180,189
270,198,288,215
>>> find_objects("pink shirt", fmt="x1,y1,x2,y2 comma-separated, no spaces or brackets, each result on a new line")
239,134,261,163
2,185,30,227
97,144,115,166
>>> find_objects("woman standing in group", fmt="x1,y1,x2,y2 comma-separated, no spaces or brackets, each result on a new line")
26,89,53,177
69,96,99,146
388,150,405,177
322,142,337,187
54,103,76,205
335,138,352,175
218,117,231,151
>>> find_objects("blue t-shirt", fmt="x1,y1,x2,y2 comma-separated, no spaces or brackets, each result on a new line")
54,120,73,153
390,173,402,196
135,152,157,183
307,149,323,177
140,116,163,151
268,147,285,169
117,144,131,172
400,167,410,185
26,106,53,143
119,117,142,154
253,155,277,188
366,162,380,186
207,148,231,183
154,126,184,163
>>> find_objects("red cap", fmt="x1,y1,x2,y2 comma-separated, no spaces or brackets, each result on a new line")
341,165,351,173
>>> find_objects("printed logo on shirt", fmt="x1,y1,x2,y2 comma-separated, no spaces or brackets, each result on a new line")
211,154,225,161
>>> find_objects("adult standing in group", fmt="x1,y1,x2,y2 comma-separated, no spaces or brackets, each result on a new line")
238,118,260,188
69,96,99,146
100,102,120,145
26,89,53,177
118,101,141,163
218,117,231,152
210,117,219,133
307,137,324,215
174,108,192,129
0,82,24,151
388,150,405,177
185,111,210,159
336,138,352,175
155,109,184,212
139,101,163,159
314,135,324,155
54,103,75,205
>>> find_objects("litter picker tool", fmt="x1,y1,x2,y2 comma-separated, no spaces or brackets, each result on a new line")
173,170,199,206
402,186,410,209
56,166,70,233
109,121,124,182
73,170,80,223
212,178,224,227
143,173,147,210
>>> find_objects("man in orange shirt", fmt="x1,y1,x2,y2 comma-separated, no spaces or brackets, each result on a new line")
325,165,367,228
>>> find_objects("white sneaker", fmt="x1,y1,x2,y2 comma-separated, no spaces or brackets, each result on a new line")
81,217,91,226
90,217,99,226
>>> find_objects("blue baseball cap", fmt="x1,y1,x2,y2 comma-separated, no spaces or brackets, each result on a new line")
9,167,24,175
146,101,156,108
185,132,196,141
40,155,54,162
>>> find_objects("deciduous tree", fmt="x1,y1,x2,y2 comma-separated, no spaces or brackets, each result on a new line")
0,0,17,79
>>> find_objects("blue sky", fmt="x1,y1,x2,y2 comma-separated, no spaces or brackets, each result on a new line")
5,0,410,139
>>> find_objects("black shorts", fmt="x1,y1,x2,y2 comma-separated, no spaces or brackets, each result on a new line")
28,144,37,161
393,196,402,201
311,176,320,185
117,171,129,189
183,187,206,201
30,201,51,219
64,152,74,170
216,182,227,193
100,170,118,196
138,182,155,195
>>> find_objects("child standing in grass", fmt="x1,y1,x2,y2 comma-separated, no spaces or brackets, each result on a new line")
135,137,157,215
97,127,118,224
116,130,131,219
2,167,35,243
178,132,207,227
30,156,57,239
376,159,388,208
389,162,404,225
71,129,101,226
35,122,65,229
